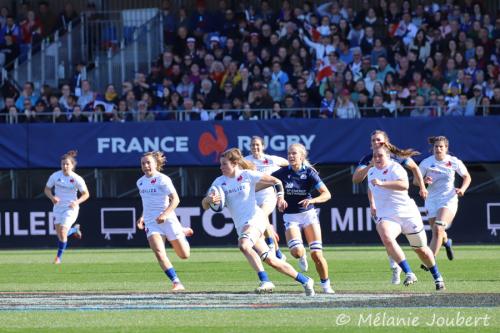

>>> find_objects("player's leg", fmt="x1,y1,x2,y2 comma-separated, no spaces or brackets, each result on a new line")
238,225,275,293
376,220,416,286
166,219,191,260
260,200,285,260
435,206,457,260
406,229,445,290
285,223,308,272
148,233,184,291
54,223,69,264
303,222,334,293
253,238,315,296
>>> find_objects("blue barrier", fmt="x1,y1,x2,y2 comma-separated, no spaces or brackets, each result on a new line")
0,117,499,168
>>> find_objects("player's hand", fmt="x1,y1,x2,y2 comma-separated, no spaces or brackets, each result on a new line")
277,197,288,212
136,217,145,230
455,188,465,197
298,198,313,208
371,179,383,186
370,207,376,218
419,187,428,200
68,200,79,209
424,176,433,185
51,196,60,205
156,212,167,224
209,192,221,204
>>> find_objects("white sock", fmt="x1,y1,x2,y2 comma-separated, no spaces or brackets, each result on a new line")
320,279,331,288
388,256,398,269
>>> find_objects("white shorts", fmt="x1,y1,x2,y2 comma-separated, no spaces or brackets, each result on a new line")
375,212,424,236
235,209,267,238
283,209,319,230
425,197,458,219
53,207,79,228
145,216,185,241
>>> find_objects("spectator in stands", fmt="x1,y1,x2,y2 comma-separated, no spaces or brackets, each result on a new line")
58,84,72,112
52,105,67,123
103,84,119,106
489,86,500,116
336,89,360,119
69,105,89,123
77,80,95,109
15,81,38,110
319,89,335,118
0,7,9,29
0,33,19,70
38,1,56,38
56,2,78,33
0,15,21,44
410,95,432,117
136,100,155,122
0,96,14,122
33,100,50,122
20,10,42,45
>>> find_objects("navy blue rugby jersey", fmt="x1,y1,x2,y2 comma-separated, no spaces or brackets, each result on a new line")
272,165,325,214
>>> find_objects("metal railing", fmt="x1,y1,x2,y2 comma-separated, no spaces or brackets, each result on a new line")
1,105,498,124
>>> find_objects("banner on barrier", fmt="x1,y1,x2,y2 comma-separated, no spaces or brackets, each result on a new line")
1,117,500,168
0,196,498,248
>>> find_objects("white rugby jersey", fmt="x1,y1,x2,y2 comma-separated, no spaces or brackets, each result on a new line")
210,169,263,230
137,172,177,223
367,161,417,218
245,154,287,199
419,155,468,202
46,170,87,206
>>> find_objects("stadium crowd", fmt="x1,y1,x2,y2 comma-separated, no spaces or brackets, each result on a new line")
1,0,500,123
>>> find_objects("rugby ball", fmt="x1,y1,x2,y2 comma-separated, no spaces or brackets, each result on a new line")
207,185,225,212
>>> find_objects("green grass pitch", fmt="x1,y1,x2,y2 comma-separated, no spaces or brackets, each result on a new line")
0,245,498,332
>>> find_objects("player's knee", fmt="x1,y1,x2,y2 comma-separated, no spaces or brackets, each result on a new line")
287,238,304,258
178,250,190,260
407,230,427,249
238,235,253,253
310,250,324,264
263,254,279,268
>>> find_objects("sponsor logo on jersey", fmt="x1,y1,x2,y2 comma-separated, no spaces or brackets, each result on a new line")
285,182,294,189
300,174,307,179
151,178,157,184
446,161,452,168
237,175,243,182
383,169,388,175
263,159,269,165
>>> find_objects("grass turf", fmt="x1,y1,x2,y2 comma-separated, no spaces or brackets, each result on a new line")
0,245,498,332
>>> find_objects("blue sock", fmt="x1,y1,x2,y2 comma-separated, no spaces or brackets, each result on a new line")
275,248,284,259
444,239,451,248
398,260,412,274
257,271,270,282
57,241,67,258
67,227,77,237
295,273,309,284
429,265,442,280
164,267,180,283
265,237,274,246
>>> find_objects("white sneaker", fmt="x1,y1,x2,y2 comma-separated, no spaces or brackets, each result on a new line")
303,278,315,296
255,281,275,294
403,272,418,286
298,255,308,272
391,266,402,285
322,286,335,294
